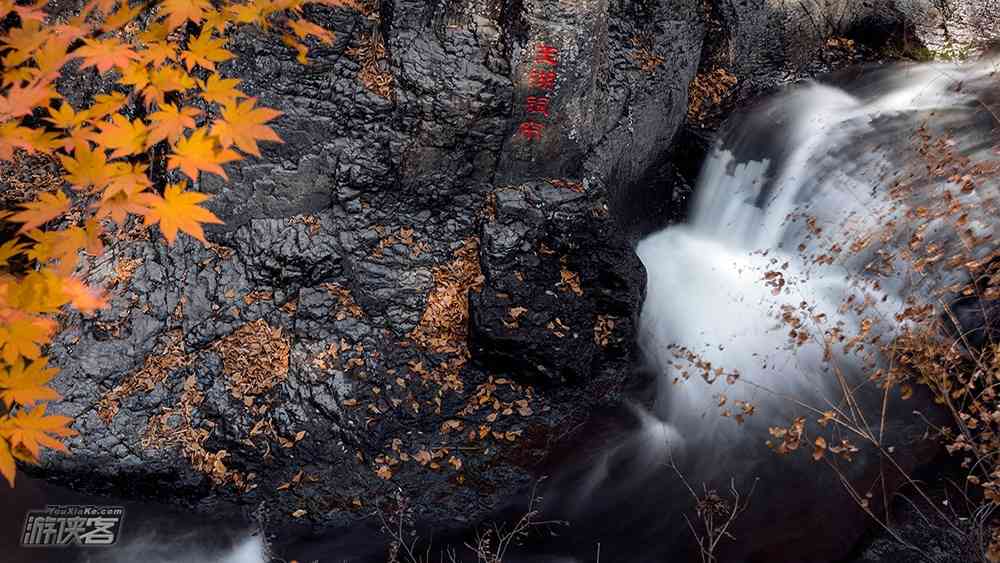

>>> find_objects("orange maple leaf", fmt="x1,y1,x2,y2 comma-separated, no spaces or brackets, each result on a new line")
0,121,41,159
0,358,61,408
282,34,310,65
0,19,47,68
94,163,152,224
288,18,335,44
89,92,127,120
25,227,86,276
61,276,106,314
0,81,58,120
76,37,141,74
2,66,34,87
167,128,240,181
227,2,266,24
32,36,74,78
100,1,143,32
141,66,195,108
180,29,232,71
0,239,28,266
0,317,52,363
212,98,283,157
0,437,16,486
60,143,116,190
3,404,77,460
160,0,213,30
45,102,90,130
96,114,148,158
146,103,200,147
141,182,223,244
202,8,229,33
118,62,151,91
82,218,104,256
198,74,245,106
141,40,176,67
2,272,66,314
10,190,70,233
96,182,151,225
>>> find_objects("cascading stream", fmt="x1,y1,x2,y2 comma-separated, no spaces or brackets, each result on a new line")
536,58,1000,563
638,59,999,461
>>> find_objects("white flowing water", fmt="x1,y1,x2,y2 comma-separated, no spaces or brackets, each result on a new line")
635,59,1000,475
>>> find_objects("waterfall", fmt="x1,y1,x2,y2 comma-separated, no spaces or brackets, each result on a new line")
635,59,999,475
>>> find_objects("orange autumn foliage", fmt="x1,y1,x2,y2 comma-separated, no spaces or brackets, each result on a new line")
0,0,355,487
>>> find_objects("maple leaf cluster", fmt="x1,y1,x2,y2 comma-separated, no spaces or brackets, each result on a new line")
0,0,352,487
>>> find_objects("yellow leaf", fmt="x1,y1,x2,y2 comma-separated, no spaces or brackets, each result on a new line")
96,170,152,225
288,18,334,44
212,98,283,157
0,121,38,160
181,30,232,71
198,75,245,106
83,218,104,256
76,37,141,74
96,114,148,158
142,66,195,108
33,36,73,78
160,0,213,30
26,227,86,276
167,128,240,181
227,2,266,24
141,40,176,66
89,92,127,120
100,1,143,32
0,358,61,407
146,103,200,147
0,437,16,486
141,181,223,244
0,81,58,120
118,62,151,91
202,9,228,33
3,404,77,460
0,19,47,68
9,190,70,233
60,143,114,190
45,102,89,130
61,276,106,314
0,317,51,364
282,34,309,65
3,272,66,314
0,239,28,266
3,66,35,87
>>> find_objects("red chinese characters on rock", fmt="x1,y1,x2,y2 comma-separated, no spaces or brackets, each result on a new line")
518,121,544,141
528,69,557,90
518,42,560,142
535,44,558,67
525,96,550,116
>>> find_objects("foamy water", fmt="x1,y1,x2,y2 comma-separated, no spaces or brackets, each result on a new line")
636,58,999,470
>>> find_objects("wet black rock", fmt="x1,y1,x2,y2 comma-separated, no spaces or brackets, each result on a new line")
40,0,702,536
469,181,643,383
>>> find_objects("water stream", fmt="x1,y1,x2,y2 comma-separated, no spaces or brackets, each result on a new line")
537,58,1000,563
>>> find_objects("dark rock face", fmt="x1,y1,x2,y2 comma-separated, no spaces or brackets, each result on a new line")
41,0,700,538
470,181,643,383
